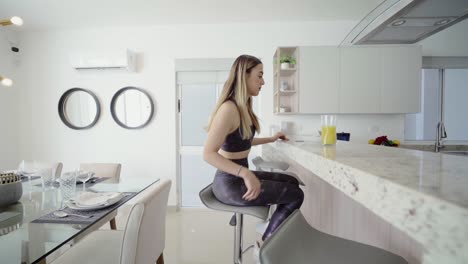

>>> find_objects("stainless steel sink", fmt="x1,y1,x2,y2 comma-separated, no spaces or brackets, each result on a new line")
440,151,468,156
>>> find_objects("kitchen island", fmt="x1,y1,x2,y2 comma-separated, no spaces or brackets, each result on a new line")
262,140,468,264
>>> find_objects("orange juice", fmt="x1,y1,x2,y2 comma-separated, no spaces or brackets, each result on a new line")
321,126,337,145
322,146,336,159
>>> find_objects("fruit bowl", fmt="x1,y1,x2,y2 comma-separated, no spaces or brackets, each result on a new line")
368,136,400,147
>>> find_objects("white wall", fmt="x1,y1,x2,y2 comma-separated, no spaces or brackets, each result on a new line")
11,21,406,205
0,29,20,169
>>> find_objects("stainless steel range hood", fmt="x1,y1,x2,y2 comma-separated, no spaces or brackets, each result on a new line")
341,0,468,45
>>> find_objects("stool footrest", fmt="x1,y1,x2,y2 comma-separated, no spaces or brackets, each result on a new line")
242,244,254,255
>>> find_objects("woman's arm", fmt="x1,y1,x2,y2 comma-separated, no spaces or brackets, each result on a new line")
251,132,288,146
203,101,261,201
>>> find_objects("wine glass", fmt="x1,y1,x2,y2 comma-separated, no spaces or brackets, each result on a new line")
76,170,92,191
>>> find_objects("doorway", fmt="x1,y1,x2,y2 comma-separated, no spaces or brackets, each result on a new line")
175,59,233,207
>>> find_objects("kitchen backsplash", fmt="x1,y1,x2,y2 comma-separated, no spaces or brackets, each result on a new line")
267,114,405,144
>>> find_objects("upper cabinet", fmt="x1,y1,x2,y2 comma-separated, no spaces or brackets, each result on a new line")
380,46,422,113
339,47,381,113
273,45,422,114
299,46,339,113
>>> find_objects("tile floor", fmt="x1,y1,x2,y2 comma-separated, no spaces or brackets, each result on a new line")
113,207,260,264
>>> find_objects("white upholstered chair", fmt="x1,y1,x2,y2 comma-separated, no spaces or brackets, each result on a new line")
52,179,171,264
79,163,121,183
19,160,63,178
80,163,122,229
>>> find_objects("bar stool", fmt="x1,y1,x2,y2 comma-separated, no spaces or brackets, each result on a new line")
260,210,408,264
199,184,270,264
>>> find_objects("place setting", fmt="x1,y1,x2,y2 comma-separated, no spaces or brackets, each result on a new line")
32,191,135,225
34,170,109,189
31,170,135,225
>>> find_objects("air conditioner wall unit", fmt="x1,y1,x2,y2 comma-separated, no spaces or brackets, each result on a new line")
70,49,137,72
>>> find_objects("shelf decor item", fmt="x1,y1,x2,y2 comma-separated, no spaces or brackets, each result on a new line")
280,80,289,91
280,55,296,70
0,172,22,207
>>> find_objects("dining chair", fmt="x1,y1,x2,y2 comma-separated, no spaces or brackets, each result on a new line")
51,179,172,264
19,160,63,178
80,163,122,229
79,163,121,183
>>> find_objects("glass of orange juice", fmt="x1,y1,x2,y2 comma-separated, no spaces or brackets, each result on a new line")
321,115,337,145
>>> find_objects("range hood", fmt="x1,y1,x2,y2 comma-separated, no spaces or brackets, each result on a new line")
342,0,468,45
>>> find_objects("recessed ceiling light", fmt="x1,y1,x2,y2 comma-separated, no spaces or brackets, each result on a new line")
391,20,406,26
0,76,13,87
0,16,23,26
434,19,451,26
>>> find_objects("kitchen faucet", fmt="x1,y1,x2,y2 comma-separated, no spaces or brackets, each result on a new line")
435,122,447,152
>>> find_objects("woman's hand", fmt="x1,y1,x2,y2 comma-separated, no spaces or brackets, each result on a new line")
240,169,261,201
271,132,289,142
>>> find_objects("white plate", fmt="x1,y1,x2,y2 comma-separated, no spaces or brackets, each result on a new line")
67,197,122,211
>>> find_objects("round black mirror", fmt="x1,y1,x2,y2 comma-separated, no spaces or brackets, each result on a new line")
58,88,101,130
110,87,154,129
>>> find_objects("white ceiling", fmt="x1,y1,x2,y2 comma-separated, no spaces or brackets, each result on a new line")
0,0,383,31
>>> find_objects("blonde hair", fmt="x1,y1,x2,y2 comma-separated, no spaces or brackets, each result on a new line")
207,55,261,139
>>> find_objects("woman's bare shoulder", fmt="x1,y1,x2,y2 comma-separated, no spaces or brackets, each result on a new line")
218,100,238,116
214,101,240,130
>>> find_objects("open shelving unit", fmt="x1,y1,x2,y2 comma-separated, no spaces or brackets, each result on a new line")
273,47,299,114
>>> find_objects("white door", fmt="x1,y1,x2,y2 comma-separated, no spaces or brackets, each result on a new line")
177,71,229,207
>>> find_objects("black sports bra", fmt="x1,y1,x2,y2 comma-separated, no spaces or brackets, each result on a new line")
221,125,255,152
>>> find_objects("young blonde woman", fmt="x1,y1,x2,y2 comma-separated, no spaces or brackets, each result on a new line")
203,55,304,242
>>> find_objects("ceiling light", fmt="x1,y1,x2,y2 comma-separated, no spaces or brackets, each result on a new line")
434,19,451,26
391,20,406,26
0,75,13,87
0,16,24,26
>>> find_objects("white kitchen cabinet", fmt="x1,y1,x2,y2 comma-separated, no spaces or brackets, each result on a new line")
339,47,381,113
273,45,421,114
299,46,340,113
380,46,421,113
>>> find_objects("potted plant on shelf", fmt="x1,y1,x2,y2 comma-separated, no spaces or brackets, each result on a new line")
280,55,296,69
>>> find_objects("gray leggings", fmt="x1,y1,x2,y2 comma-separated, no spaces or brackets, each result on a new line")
212,158,304,241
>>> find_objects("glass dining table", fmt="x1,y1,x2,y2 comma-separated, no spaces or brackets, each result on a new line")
0,176,160,264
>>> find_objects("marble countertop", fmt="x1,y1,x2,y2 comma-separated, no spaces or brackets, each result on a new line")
263,140,468,264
